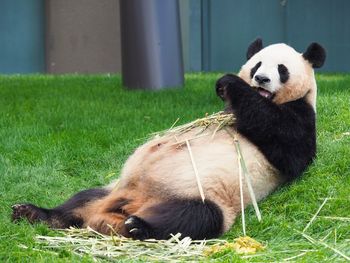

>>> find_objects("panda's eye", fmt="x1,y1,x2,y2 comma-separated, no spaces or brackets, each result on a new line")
250,62,262,78
278,64,289,83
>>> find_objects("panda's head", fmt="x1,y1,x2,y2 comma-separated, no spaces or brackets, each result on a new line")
238,38,326,110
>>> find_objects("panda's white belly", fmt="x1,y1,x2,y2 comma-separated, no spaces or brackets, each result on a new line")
117,127,282,231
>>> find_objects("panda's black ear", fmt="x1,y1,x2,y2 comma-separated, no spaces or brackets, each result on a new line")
246,38,263,60
302,43,326,68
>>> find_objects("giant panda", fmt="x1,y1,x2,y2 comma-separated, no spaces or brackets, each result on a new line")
11,39,326,240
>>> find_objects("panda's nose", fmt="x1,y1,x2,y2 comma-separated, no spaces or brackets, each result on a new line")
254,75,270,84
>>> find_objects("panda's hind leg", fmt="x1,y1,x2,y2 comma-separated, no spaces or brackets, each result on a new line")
11,188,109,228
122,199,224,240
81,190,147,235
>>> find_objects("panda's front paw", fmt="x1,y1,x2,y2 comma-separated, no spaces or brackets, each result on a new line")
216,74,251,105
216,74,233,101
216,74,248,100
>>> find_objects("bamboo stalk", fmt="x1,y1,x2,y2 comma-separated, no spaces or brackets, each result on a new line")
185,140,205,203
283,251,309,261
319,216,350,221
237,142,246,236
296,230,350,261
170,133,211,146
226,128,262,223
235,139,262,222
155,112,235,137
303,197,329,233
168,117,180,131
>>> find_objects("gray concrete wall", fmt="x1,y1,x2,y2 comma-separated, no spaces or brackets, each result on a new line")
45,0,121,73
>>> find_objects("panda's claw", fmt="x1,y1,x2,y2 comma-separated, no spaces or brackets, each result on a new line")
124,217,134,225
11,204,21,210
129,228,138,233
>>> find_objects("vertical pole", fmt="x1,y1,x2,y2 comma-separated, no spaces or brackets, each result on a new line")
120,0,184,90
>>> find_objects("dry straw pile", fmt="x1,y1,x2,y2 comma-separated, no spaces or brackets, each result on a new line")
35,227,264,261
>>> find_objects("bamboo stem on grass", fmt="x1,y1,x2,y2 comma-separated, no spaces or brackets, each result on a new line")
185,139,205,203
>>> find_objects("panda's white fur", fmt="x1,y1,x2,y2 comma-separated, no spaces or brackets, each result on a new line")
12,40,325,240
115,127,280,232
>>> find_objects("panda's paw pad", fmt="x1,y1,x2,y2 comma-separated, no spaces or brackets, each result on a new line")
11,203,43,223
124,216,152,240
216,85,226,101
216,74,242,101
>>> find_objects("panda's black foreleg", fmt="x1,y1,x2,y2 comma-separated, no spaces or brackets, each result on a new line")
124,199,223,240
215,73,286,138
215,73,279,121
11,188,109,228
215,74,316,180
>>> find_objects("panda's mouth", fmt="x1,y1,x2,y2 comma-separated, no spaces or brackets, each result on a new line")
253,87,274,99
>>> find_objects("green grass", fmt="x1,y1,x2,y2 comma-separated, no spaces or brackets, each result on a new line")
0,73,349,262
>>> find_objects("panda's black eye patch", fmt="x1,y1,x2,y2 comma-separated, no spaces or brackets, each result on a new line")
250,62,262,79
278,64,289,83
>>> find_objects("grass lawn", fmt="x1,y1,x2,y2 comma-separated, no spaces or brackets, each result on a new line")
0,73,349,262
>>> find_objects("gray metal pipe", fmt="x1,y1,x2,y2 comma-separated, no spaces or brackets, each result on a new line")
120,0,184,90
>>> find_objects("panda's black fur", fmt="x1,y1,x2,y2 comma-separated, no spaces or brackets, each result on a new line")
11,39,326,240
